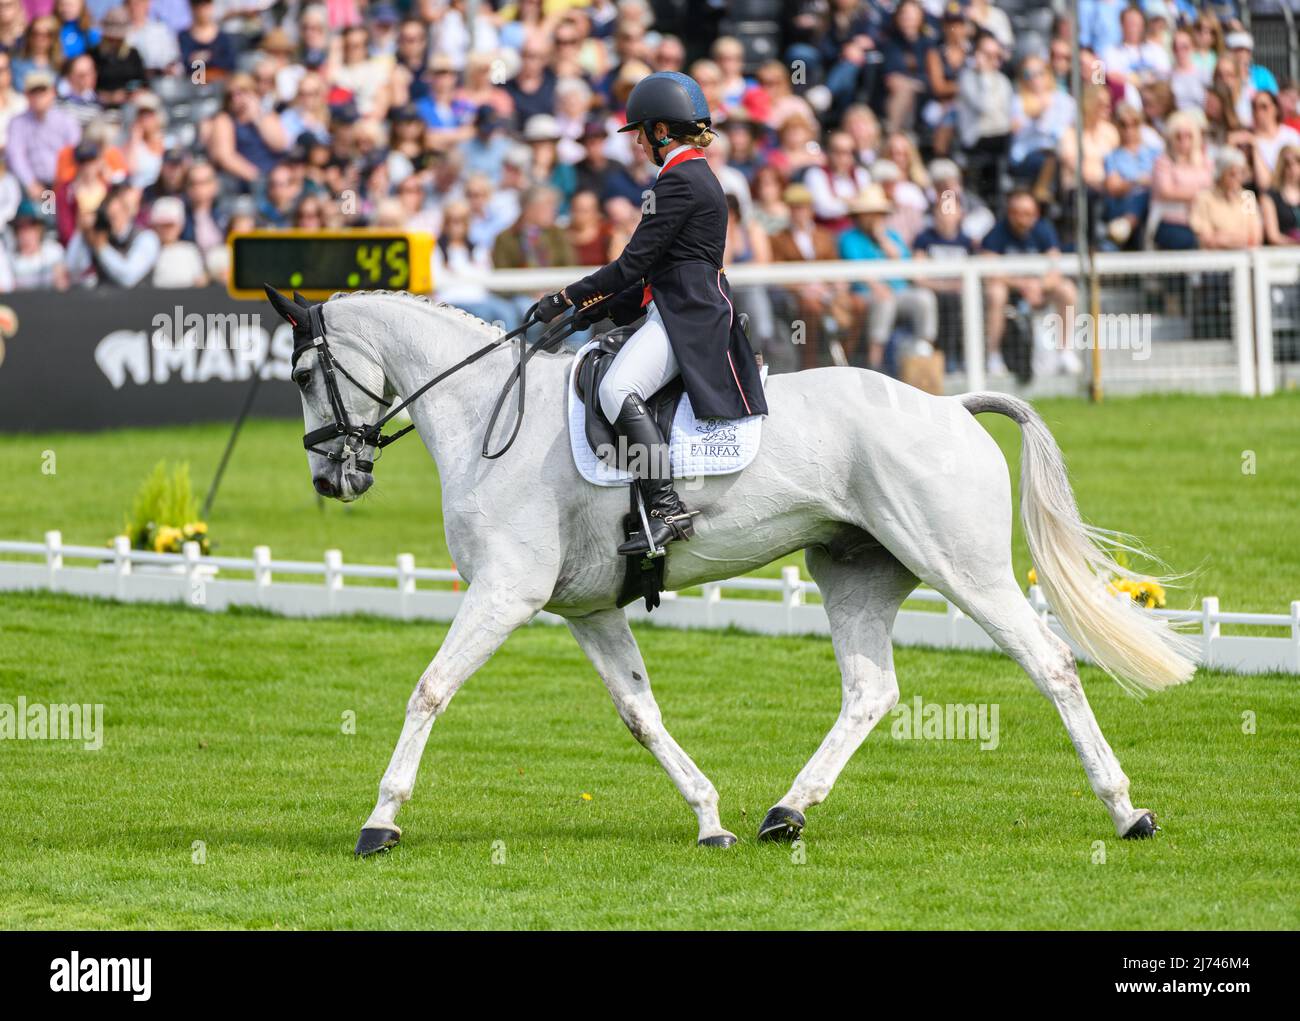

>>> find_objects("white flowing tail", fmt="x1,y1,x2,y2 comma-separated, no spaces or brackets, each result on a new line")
961,392,1196,694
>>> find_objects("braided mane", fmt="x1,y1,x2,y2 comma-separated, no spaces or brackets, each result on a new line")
326,289,507,338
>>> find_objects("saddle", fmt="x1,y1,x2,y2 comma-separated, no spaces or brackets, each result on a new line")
572,315,752,614
573,312,751,470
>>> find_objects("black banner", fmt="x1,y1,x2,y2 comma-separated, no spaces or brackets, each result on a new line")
0,287,298,431
0,929,1285,1004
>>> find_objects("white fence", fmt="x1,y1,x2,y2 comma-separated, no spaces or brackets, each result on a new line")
3,532,1297,677
484,248,1300,398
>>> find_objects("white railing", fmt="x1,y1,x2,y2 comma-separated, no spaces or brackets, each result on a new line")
3,532,1297,677
1249,246,1300,396
483,248,1300,398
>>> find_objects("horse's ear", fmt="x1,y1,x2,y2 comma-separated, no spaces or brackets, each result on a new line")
264,284,302,327
292,291,310,308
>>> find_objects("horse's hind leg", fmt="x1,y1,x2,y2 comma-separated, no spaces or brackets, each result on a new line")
568,608,736,847
758,544,918,842
935,574,1156,839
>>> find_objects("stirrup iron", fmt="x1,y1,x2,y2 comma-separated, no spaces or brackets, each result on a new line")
633,484,665,559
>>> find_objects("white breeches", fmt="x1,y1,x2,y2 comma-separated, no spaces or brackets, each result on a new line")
598,302,681,424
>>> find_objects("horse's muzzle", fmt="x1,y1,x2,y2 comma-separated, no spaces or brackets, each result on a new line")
314,469,373,502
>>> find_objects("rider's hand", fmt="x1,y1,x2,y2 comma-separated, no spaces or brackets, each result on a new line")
536,291,569,323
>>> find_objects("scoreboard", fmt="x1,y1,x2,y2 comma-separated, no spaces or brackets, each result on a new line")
228,230,434,300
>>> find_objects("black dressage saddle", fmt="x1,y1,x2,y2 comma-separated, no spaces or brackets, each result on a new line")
573,312,751,470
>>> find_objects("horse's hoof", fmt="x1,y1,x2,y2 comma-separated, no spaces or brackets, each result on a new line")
698,832,738,848
355,827,401,857
1122,812,1160,840
757,805,806,842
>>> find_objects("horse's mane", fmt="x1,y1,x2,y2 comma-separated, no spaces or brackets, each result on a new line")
326,289,506,339
325,289,573,360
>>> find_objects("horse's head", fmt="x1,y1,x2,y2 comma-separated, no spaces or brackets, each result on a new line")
265,287,389,502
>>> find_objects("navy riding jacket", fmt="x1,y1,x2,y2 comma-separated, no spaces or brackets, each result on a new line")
565,150,769,420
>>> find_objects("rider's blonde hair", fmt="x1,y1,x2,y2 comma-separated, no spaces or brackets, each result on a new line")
674,121,715,148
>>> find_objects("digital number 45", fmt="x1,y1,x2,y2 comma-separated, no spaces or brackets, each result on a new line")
356,243,409,289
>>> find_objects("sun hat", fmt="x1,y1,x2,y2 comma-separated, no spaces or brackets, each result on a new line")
848,184,893,215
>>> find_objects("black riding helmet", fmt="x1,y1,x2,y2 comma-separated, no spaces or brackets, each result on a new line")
618,71,712,165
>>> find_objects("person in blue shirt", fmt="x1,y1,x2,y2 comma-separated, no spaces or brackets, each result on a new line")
839,184,939,370
1225,32,1279,97
980,189,1081,376
459,105,513,184
58,0,101,61
1078,0,1126,57
1102,104,1163,247
148,0,191,34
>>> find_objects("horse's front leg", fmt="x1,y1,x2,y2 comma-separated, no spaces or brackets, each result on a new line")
568,608,736,847
355,581,544,856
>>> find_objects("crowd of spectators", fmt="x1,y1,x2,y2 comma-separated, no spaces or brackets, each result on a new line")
0,0,1294,374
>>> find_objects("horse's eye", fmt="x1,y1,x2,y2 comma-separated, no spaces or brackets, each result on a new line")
293,371,312,390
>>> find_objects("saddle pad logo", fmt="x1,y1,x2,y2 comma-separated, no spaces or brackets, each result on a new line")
691,418,741,459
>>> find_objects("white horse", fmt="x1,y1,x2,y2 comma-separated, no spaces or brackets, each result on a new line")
265,289,1195,855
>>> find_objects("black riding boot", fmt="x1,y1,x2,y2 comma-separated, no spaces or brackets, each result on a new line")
613,394,696,556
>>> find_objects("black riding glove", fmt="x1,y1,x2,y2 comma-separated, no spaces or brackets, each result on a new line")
536,291,569,323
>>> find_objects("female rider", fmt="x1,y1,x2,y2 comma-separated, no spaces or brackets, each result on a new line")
534,71,768,556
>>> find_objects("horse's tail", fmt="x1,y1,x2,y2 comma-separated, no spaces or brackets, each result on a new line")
960,391,1196,695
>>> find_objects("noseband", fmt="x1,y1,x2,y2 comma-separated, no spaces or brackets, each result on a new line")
296,305,393,473
295,299,596,473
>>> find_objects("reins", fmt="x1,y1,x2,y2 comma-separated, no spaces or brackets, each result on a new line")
299,297,602,471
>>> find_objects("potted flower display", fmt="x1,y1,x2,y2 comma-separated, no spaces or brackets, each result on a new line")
109,461,216,574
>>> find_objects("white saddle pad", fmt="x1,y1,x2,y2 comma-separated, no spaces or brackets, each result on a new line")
567,339,767,487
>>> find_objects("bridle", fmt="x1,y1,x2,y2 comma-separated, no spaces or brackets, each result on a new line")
292,298,594,473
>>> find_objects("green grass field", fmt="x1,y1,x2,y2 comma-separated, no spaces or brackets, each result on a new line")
0,392,1298,929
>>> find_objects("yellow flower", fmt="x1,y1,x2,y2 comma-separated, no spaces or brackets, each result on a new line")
1026,567,1038,586
153,526,182,553
580,792,593,802
1109,575,1166,608
183,521,208,535
1133,580,1166,609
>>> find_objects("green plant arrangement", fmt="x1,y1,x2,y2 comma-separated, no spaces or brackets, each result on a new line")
114,461,212,554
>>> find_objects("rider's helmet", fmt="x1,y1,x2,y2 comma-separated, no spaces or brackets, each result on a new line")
618,71,712,163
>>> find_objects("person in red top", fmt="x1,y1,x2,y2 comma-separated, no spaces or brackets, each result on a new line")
1278,79,1300,134
566,189,612,265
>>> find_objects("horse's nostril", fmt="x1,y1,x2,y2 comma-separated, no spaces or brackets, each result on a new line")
313,475,337,497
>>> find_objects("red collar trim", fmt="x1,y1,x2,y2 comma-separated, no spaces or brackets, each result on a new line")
661,148,706,173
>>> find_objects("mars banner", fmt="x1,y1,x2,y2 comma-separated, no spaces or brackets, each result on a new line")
0,288,299,431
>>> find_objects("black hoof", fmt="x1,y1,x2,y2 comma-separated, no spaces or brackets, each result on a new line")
757,806,806,843
1122,812,1160,840
698,832,737,848
355,827,401,857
